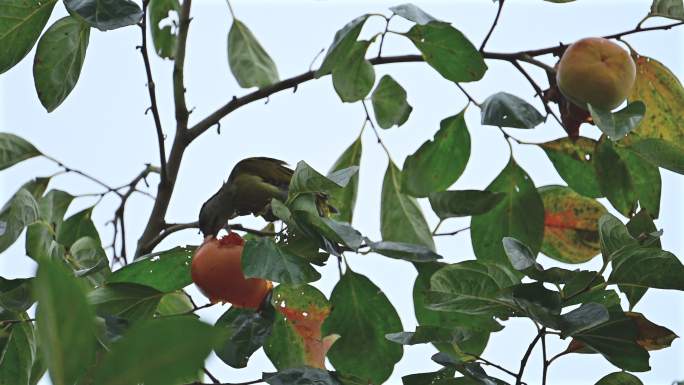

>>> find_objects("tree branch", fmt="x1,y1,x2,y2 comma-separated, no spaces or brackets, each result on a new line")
516,330,542,385
480,0,505,52
139,0,168,182
173,0,192,132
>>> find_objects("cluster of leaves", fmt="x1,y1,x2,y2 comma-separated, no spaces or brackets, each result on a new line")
2,0,684,385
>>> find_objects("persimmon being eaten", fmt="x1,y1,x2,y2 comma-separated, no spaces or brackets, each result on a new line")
191,232,272,309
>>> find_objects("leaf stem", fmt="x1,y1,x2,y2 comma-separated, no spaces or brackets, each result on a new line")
480,0,505,52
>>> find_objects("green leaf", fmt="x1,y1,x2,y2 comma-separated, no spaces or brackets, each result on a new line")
0,0,57,74
404,21,486,83
428,190,504,219
0,310,37,385
649,1,684,21
541,137,602,198
608,247,684,291
64,0,142,31
294,211,364,251
215,304,275,368
627,137,684,174
0,133,42,171
616,146,661,217
242,238,320,284
539,185,606,264
595,372,643,385
386,325,471,346
380,162,435,250
502,237,578,284
56,207,100,249
88,283,164,323
332,41,375,103
289,161,358,199
427,260,518,316
401,111,471,197
0,188,40,254
471,159,544,268
36,190,73,228
155,291,193,316
323,269,403,384
33,16,90,112
68,236,110,285
107,246,195,292
264,367,340,385
0,277,34,312
558,303,610,338
571,308,650,372
498,282,561,328
371,75,413,129
413,263,498,361
480,92,544,129
588,102,645,141
35,257,97,385
316,15,369,78
623,211,660,308
327,137,362,223
390,3,438,25
228,19,279,89
402,369,456,385
598,213,638,262
368,241,442,262
149,0,180,59
93,317,219,385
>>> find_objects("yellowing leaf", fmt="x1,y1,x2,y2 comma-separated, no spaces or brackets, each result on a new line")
626,312,679,351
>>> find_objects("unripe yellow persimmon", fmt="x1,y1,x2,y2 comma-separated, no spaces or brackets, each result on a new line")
191,232,272,309
556,37,636,110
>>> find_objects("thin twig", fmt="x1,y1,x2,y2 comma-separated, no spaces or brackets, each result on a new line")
43,155,121,196
456,83,481,108
173,0,192,132
480,0,505,51
377,14,395,58
433,226,470,237
431,219,444,236
509,60,563,127
465,353,518,378
516,330,542,385
541,328,549,385
139,0,168,182
203,368,220,384
361,100,392,159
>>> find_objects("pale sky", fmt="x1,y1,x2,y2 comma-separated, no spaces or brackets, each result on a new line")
1,1,682,384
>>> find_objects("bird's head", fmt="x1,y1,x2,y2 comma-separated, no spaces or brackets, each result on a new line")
199,188,237,238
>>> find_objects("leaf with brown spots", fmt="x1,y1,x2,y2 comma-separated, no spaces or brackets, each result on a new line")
539,186,607,264
626,311,679,351
626,55,684,174
541,137,602,198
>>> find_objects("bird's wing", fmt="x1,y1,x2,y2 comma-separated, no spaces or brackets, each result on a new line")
227,157,293,189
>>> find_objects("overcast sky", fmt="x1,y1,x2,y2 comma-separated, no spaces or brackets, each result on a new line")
1,1,682,384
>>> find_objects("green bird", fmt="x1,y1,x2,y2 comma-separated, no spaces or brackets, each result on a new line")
198,157,334,237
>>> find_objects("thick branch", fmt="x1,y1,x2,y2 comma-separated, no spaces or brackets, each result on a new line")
139,0,168,182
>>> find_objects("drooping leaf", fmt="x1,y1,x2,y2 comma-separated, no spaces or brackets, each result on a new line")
622,211,660,308
56,207,100,249
558,303,610,338
93,317,219,385
323,269,403,384
404,21,486,83
429,190,504,219
427,260,518,316
0,310,37,385
266,284,335,369
539,185,606,263
88,283,164,323
0,188,40,254
149,0,180,59
502,237,581,284
540,137,602,198
0,277,34,312
569,308,650,372
69,236,111,285
35,258,97,385
588,102,645,141
594,372,643,385
386,325,472,346
390,3,439,25
497,282,561,328
626,55,684,174
64,0,142,30
371,75,413,129
608,246,684,291
215,304,275,368
625,312,678,351
327,137,362,223
401,111,471,197
316,15,369,78
242,238,320,284
293,211,364,251
264,367,340,385
0,0,57,74
471,159,544,268
0,133,42,171
289,161,358,199
33,16,90,112
228,19,279,89
107,246,195,292
617,146,661,217
368,241,442,262
413,263,499,361
481,92,544,129
402,368,456,385
36,190,73,229
598,213,638,261
332,41,375,103
380,162,435,250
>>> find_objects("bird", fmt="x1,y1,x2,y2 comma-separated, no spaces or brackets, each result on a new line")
198,157,334,238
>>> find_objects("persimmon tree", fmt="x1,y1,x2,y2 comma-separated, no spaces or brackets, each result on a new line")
1,1,684,385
